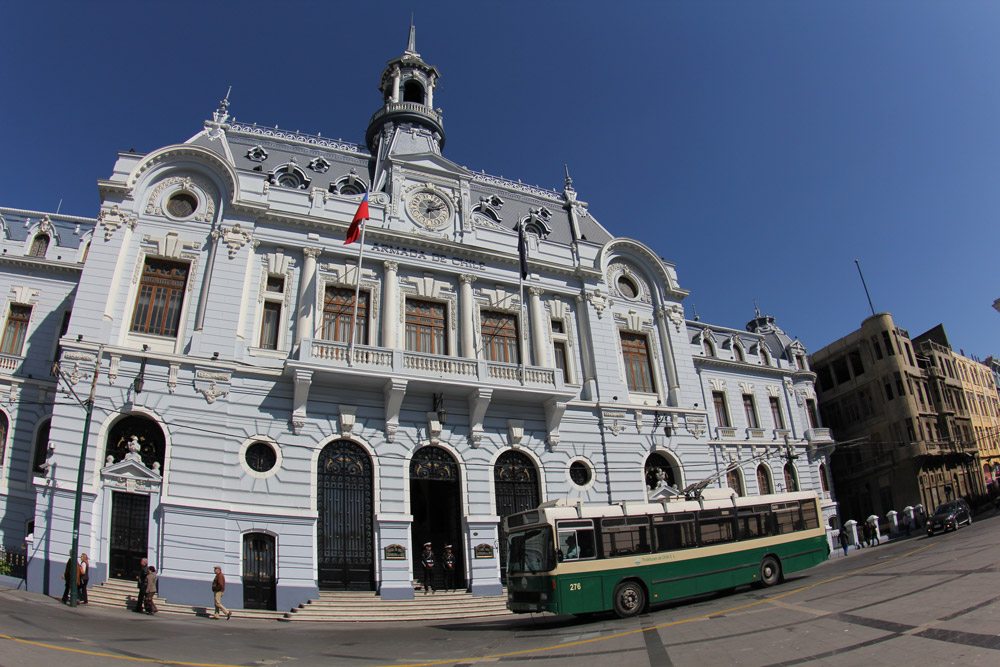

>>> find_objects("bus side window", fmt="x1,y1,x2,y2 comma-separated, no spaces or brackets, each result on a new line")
577,529,596,559
799,499,819,529
653,513,696,551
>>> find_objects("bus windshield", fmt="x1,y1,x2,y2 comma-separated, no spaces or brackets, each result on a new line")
507,526,555,574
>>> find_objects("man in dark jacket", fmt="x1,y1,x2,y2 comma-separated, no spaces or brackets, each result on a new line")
134,557,149,613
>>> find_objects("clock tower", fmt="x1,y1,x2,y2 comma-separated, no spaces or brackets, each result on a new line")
365,22,445,158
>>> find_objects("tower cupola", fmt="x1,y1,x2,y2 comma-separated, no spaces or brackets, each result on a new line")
365,22,445,154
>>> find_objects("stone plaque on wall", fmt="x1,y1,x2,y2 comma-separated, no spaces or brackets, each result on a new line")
383,544,407,560
474,543,495,559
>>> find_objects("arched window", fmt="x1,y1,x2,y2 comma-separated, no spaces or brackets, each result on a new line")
0,411,8,468
784,462,799,492
105,415,167,472
726,468,745,497
402,80,424,103
702,336,715,357
733,344,745,362
756,464,773,494
819,463,830,492
759,345,771,366
645,452,679,492
32,419,51,475
29,234,49,257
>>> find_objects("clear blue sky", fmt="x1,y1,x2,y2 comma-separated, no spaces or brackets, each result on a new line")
2,1,999,359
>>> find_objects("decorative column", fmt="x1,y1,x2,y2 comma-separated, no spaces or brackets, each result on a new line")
296,247,321,346
382,261,400,349
655,305,682,406
427,75,435,108
391,66,401,103
574,293,598,399
459,274,476,358
528,287,547,367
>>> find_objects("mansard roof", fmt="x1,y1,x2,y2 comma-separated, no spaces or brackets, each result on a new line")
0,207,95,247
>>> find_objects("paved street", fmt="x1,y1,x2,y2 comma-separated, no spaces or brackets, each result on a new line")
2,513,1000,667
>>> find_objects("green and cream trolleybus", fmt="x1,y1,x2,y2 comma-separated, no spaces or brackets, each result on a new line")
505,488,828,618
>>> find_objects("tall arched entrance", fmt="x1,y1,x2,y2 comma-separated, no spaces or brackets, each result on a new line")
494,450,540,581
410,446,464,591
317,440,374,590
105,415,165,579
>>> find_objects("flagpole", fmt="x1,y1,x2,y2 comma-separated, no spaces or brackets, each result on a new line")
347,136,384,366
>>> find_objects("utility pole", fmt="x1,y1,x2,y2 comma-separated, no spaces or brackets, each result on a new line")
64,345,103,608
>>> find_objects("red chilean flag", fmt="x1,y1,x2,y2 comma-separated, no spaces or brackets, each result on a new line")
344,192,369,244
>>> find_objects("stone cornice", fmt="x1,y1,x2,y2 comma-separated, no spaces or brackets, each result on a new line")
0,255,82,274
694,355,800,379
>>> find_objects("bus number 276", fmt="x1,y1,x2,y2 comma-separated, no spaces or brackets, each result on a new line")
568,582,582,591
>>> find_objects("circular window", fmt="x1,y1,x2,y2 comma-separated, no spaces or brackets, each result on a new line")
617,275,638,299
569,460,592,487
276,173,303,189
245,442,277,473
166,192,198,218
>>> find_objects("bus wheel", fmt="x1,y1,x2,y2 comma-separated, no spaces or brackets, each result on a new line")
612,580,646,618
759,556,782,587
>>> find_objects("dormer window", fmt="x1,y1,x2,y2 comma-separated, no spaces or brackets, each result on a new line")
402,80,424,103
702,336,715,357
269,164,311,190
733,344,745,363
29,234,49,257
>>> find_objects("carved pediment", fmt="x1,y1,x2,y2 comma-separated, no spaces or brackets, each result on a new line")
101,457,162,493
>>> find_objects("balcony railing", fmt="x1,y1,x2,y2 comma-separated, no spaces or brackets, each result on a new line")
302,339,560,391
746,427,766,440
0,353,23,373
716,426,738,440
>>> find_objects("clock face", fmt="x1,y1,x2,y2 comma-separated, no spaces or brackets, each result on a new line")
407,190,451,229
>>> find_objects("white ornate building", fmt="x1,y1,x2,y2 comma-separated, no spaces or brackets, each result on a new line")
0,29,835,609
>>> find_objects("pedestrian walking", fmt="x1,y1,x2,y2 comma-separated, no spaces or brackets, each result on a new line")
145,566,158,614
838,528,849,556
861,522,871,548
903,514,911,537
420,542,435,594
869,522,880,546
134,558,149,613
211,565,231,620
442,545,456,592
78,553,90,604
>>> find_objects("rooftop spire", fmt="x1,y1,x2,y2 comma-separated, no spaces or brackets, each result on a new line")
405,16,418,56
212,85,232,124
563,163,573,189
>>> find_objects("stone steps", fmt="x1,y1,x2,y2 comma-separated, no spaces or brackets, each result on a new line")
86,579,512,622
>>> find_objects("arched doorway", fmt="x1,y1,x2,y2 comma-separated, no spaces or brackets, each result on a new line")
494,450,540,581
645,452,680,493
242,533,276,610
410,446,464,591
317,440,374,590
105,415,165,579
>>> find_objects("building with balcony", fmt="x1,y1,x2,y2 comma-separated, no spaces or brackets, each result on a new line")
948,348,1000,492
0,29,834,611
810,315,983,521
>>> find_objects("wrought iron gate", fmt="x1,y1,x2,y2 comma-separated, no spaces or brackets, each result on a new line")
494,450,540,581
109,492,149,579
242,533,276,610
317,441,374,590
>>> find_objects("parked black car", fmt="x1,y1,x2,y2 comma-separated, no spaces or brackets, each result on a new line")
926,500,972,536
